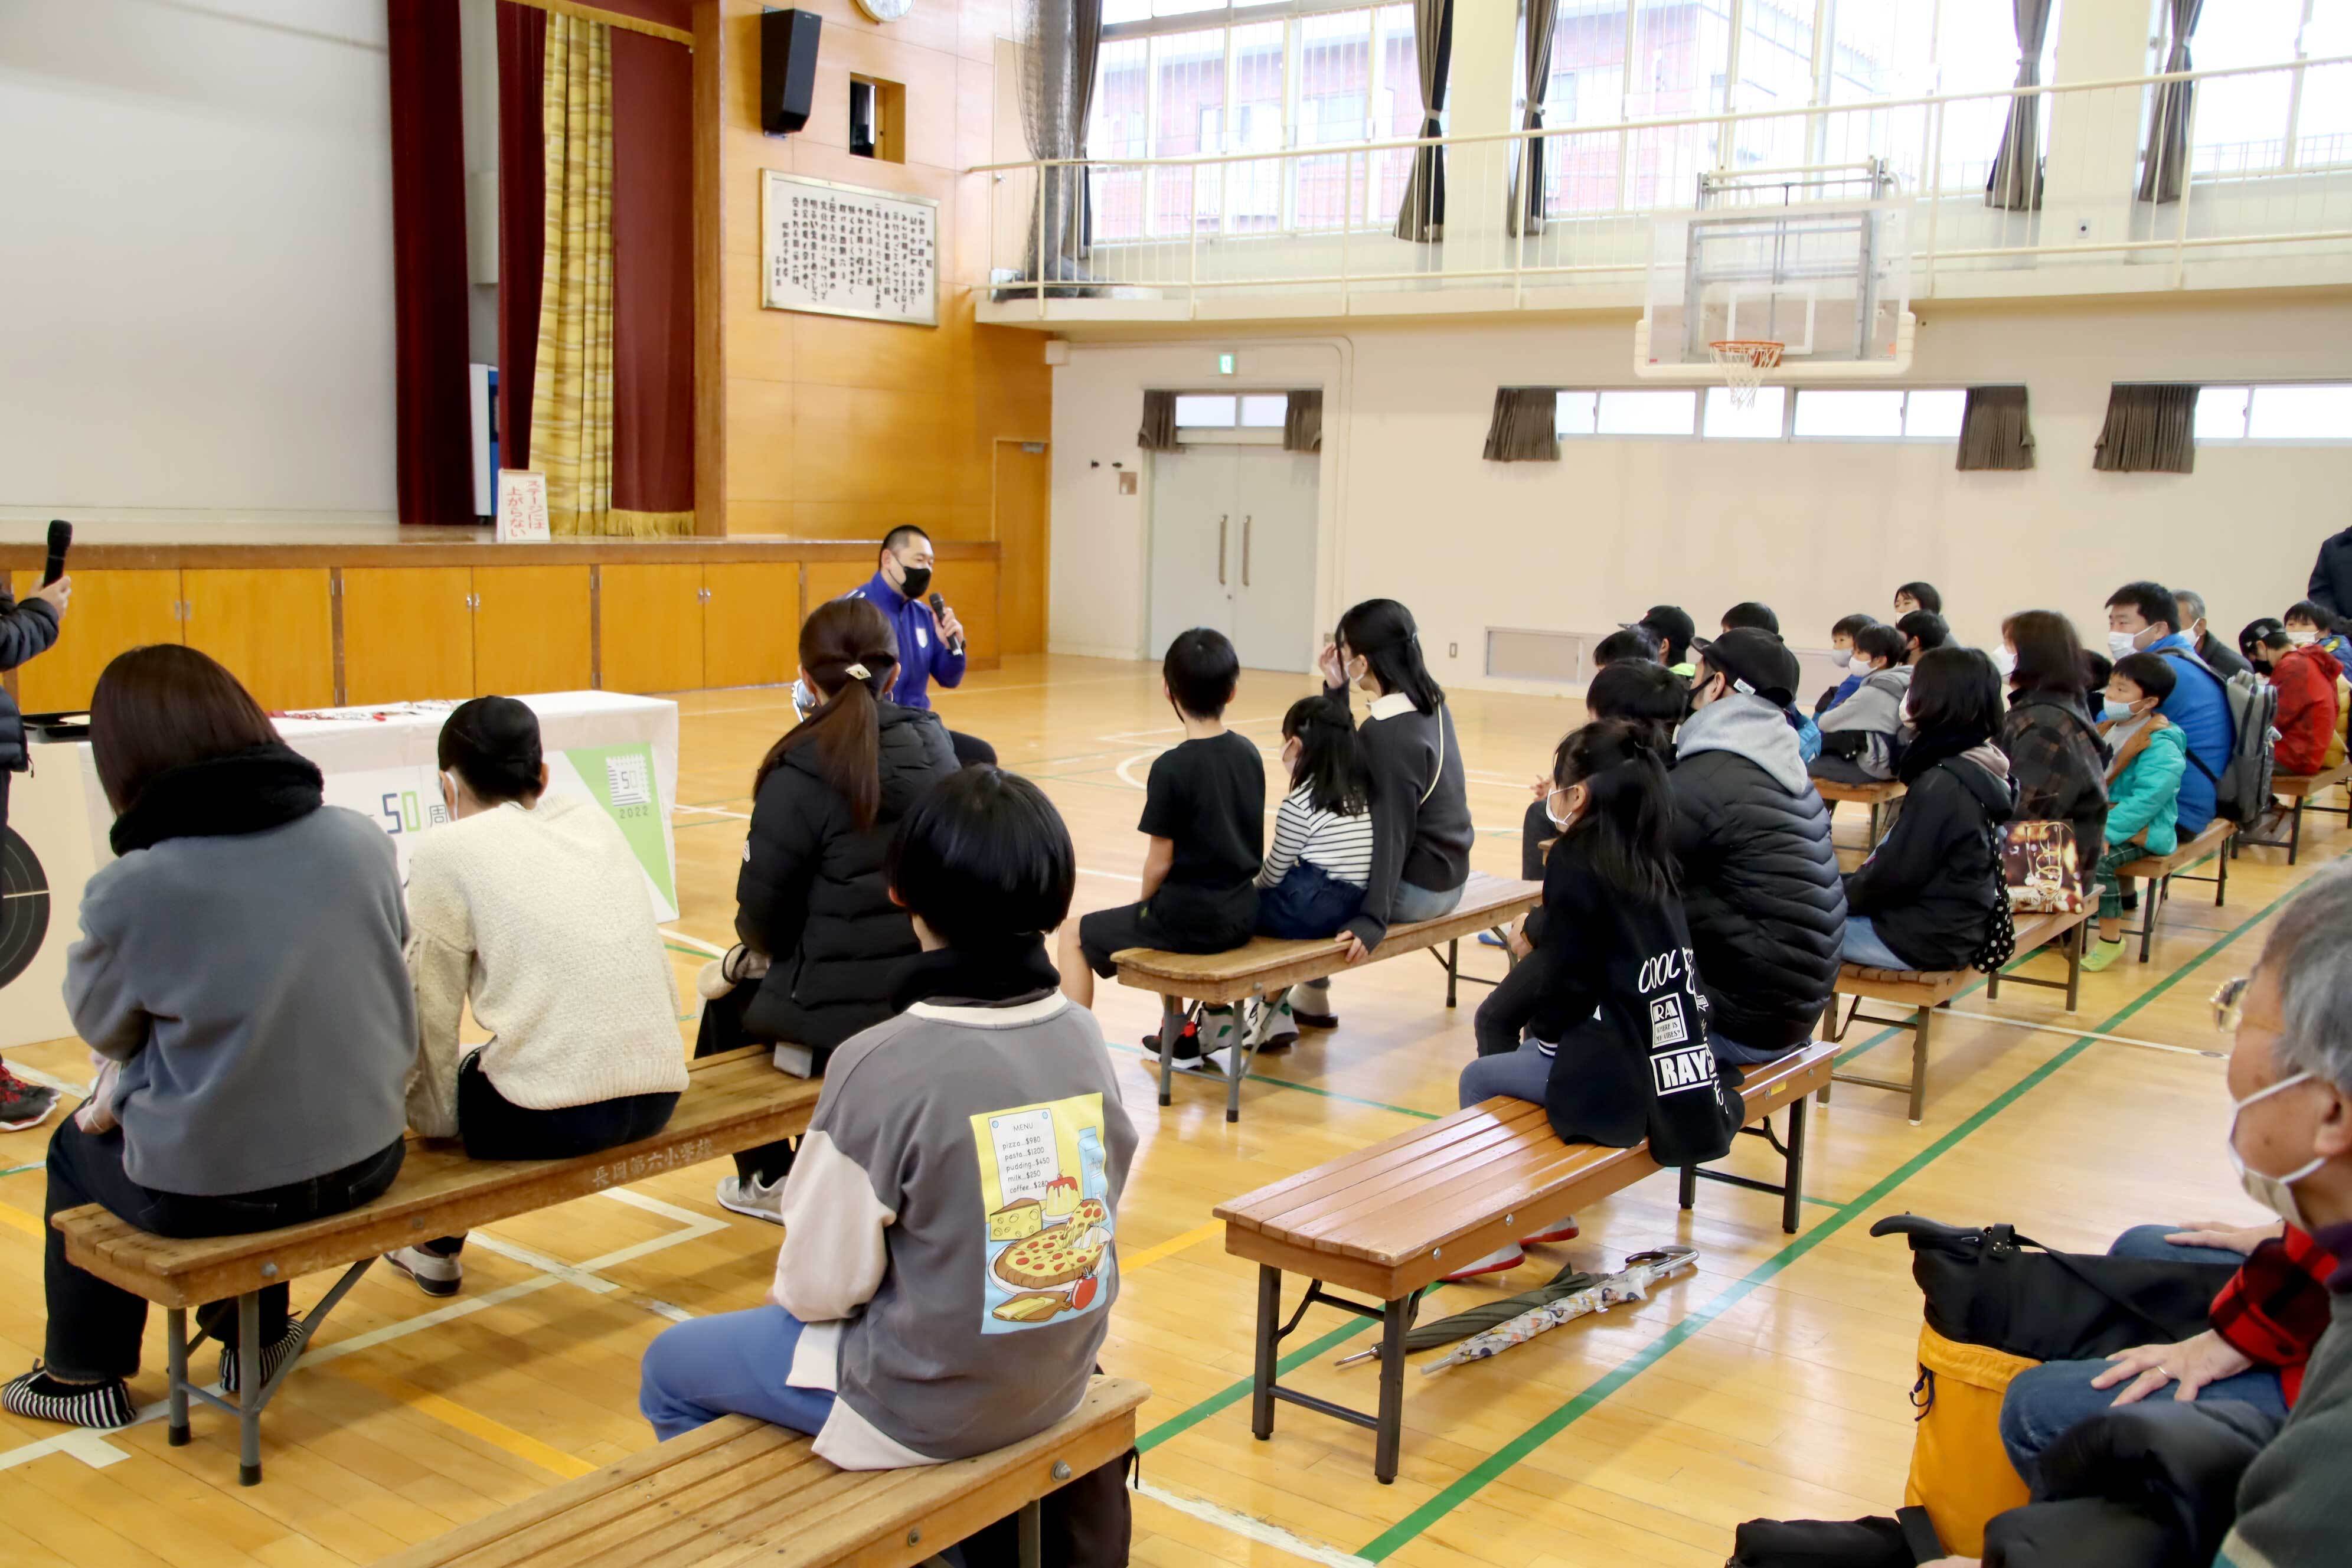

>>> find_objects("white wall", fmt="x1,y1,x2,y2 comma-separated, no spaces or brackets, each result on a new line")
1049,294,2352,685
0,1,397,524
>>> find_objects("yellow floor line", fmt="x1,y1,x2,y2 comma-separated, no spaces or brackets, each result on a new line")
330,1363,596,1479
1120,1220,1221,1272
0,1202,45,1239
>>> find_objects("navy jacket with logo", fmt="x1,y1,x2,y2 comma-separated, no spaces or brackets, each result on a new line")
844,571,966,711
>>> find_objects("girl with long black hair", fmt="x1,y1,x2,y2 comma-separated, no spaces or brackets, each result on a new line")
698,597,958,1222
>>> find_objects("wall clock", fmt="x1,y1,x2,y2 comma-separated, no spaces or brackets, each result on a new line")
854,0,914,21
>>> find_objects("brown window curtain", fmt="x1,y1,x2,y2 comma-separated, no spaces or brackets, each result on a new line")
1986,0,2052,212
1394,0,1452,243
532,15,618,536
1283,391,1323,453
1956,385,2035,471
2093,384,2197,473
609,25,695,536
388,0,476,525
1508,0,1557,237
1018,0,1104,292
497,2,548,472
1138,390,1178,452
1484,388,1559,463
2138,0,2204,204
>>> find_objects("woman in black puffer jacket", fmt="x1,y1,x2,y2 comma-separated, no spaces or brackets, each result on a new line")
697,597,958,1220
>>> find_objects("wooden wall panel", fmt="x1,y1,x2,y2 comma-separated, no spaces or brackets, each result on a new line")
8,569,182,714
343,567,475,705
474,565,594,695
181,569,334,710
947,557,998,665
992,442,1048,655
702,562,799,689
803,560,874,610
600,563,705,692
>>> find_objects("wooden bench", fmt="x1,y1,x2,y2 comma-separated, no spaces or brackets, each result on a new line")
2234,763,2351,865
1110,870,1541,1122
2113,818,2239,962
1213,1041,1836,1482
1823,909,2089,1124
1814,777,1906,847
53,1045,818,1487
375,1377,1149,1568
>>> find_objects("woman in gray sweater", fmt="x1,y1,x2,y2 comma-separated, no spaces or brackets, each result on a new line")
2,647,414,1432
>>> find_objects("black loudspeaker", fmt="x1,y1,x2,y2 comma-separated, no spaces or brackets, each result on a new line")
761,8,822,136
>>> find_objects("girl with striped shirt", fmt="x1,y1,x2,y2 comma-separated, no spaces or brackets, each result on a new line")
1249,695,1374,1050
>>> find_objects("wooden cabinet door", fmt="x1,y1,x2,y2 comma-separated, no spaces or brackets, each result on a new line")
992,443,1049,655
702,563,799,690
803,560,873,611
8,569,182,713
181,569,334,710
597,563,704,693
473,565,593,695
342,567,475,705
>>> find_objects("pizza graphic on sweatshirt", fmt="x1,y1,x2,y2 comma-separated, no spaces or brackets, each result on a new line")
972,1097,1115,1334
991,1200,1109,1289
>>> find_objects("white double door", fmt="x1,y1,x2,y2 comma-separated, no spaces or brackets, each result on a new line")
1146,445,1319,674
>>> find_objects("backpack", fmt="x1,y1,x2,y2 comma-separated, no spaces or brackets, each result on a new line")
2155,646,2277,825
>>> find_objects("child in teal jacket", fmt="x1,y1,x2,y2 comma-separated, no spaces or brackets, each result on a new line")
2083,652,2187,971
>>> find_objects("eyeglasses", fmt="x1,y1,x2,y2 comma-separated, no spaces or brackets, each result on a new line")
2212,975,2250,1034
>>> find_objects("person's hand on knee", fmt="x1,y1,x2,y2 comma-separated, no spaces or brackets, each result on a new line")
2162,1219,2281,1254
2090,1329,2252,1405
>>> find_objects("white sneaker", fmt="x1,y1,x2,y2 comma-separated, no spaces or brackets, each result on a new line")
716,1174,788,1224
383,1246,463,1299
1439,1245,1525,1283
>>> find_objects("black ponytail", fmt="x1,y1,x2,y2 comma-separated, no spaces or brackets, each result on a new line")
1549,718,1677,904
1281,693,1370,816
1336,599,1445,716
754,599,900,830
438,696,545,806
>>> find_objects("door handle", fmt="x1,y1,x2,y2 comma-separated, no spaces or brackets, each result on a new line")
1217,514,1229,586
1242,516,1253,587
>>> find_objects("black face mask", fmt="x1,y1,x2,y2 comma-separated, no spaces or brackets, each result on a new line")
897,564,933,600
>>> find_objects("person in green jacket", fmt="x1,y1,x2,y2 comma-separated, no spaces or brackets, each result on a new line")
2083,652,2187,972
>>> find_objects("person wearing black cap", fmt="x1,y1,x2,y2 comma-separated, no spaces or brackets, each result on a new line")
1626,605,1697,680
1840,646,2017,974
1669,628,1845,1064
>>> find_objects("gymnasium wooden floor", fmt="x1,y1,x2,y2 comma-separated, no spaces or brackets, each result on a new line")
1,653,2328,1568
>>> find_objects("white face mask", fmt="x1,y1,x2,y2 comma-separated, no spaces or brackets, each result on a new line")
1831,647,1854,669
2107,628,2142,660
2288,629,2319,647
1992,645,2018,680
1544,784,1580,831
2226,1070,2326,1231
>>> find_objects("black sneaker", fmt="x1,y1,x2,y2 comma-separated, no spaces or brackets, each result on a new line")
0,1070,60,1133
2,1366,136,1429
1141,1020,1203,1063
219,1315,305,1396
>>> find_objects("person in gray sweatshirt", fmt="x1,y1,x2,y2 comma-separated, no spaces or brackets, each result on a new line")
3,647,414,1433
1812,622,1915,785
640,767,1138,1473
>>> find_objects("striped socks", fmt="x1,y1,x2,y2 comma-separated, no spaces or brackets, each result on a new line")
2,1366,136,1429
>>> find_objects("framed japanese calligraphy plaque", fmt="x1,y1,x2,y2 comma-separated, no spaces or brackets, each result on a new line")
760,170,939,328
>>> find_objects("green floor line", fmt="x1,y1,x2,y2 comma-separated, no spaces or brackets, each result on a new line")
1828,933,2082,1070
1799,1194,1842,1210
1350,851,2337,1562
1103,1041,1440,1122
664,942,718,961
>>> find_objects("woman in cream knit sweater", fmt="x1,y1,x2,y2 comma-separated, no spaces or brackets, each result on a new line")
386,697,688,1298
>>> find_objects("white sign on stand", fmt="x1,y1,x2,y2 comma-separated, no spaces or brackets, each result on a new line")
496,469,550,543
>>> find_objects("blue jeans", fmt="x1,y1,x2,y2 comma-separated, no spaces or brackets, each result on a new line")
1460,1037,1552,1108
640,1305,839,1443
1256,860,1366,940
1841,915,1915,970
1996,1225,2285,1482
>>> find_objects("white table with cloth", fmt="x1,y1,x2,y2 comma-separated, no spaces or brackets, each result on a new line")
0,691,679,1051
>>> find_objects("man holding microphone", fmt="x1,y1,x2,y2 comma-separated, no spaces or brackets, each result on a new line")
845,526,995,767
0,566,71,1131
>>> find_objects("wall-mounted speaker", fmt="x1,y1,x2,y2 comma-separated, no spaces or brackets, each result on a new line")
761,9,822,136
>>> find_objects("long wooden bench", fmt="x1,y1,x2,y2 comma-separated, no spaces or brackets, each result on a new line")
1111,870,1541,1122
53,1045,818,1487
1814,776,1906,847
1822,909,2089,1124
375,1377,1149,1568
2114,818,2239,962
1213,1040,1836,1482
2235,763,2351,865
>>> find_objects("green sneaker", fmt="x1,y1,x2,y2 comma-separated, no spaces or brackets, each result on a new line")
2079,938,2128,973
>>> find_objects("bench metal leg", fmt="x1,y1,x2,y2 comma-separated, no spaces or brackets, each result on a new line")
2139,878,2162,963
1781,1097,1809,1234
1446,938,1459,1009
1251,1266,1280,1440
1907,1005,1930,1126
237,1292,263,1486
2065,919,2084,1011
166,1308,191,1448
1155,997,1184,1109
2217,842,2230,907
1017,1496,1043,1568
1677,1164,1697,1210
1373,1295,1410,1485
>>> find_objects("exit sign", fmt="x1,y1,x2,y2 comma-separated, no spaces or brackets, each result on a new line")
1217,353,1235,375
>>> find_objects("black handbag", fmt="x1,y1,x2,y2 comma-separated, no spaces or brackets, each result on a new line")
1729,1506,1945,1566
1872,1215,2238,1363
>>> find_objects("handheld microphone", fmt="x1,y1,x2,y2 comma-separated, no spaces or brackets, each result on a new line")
929,592,964,656
42,518,71,586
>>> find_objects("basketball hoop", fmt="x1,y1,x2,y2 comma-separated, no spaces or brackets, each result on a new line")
1710,339,1784,409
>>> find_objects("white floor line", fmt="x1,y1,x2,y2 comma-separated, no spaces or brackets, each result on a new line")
1938,1007,2227,1059
659,928,728,956
8,1062,90,1098
0,1429,135,1473
672,805,752,821
1133,1479,1373,1567
1098,714,1286,742
1079,867,1145,884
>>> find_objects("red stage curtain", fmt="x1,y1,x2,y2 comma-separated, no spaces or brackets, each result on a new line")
609,27,695,524
496,2,547,472
387,0,475,525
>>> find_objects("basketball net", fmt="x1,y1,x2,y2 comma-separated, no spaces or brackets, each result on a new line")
1710,340,1784,410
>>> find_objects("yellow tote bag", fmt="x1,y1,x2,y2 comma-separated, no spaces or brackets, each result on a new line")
1902,1324,2036,1557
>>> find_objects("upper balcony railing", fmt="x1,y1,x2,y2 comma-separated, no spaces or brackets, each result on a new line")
975,53,2352,316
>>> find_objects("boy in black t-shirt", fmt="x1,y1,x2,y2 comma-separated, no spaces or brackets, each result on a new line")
1060,629,1264,1056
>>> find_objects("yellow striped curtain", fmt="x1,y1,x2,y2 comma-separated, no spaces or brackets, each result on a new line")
531,15,618,536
